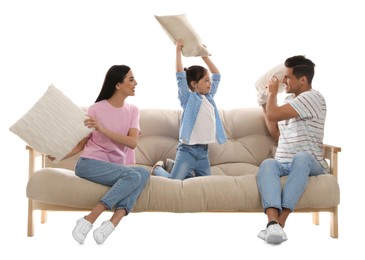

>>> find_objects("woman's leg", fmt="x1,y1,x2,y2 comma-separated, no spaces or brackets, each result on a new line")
115,167,150,215
75,158,142,212
74,158,150,244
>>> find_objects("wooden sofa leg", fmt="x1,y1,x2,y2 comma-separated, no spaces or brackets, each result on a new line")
330,206,338,238
27,199,34,237
312,212,319,225
41,210,47,224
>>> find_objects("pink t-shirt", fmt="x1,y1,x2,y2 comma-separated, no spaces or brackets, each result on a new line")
80,100,140,165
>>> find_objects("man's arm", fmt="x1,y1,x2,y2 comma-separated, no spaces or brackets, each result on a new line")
266,77,298,122
262,104,280,142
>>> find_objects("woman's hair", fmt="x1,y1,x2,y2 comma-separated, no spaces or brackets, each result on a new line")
285,55,315,84
95,65,131,102
184,65,208,91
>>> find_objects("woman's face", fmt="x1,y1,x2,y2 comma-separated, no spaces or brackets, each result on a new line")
117,70,138,96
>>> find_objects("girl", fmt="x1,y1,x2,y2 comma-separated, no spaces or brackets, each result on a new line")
151,40,227,180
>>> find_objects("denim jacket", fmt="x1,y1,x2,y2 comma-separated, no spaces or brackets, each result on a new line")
176,71,227,145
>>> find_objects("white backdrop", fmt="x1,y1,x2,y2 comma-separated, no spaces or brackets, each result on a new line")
1,0,363,258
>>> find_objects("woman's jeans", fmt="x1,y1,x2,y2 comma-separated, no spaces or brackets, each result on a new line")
75,157,150,215
257,151,324,213
154,143,210,180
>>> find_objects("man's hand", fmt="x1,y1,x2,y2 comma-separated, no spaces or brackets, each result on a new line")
257,92,268,106
266,76,280,96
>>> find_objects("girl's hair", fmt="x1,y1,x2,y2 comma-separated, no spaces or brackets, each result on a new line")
95,65,131,102
184,65,208,91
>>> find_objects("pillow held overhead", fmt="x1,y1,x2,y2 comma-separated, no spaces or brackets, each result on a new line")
9,84,93,163
155,13,211,57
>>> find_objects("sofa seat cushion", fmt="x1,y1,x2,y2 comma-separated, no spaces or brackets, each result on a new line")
211,163,259,176
27,168,340,212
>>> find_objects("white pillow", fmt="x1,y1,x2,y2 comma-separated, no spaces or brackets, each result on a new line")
155,13,211,57
9,84,92,163
255,64,287,106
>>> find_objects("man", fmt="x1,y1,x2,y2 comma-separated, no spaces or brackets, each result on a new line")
257,55,328,244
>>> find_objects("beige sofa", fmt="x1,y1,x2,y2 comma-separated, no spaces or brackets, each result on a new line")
26,107,341,238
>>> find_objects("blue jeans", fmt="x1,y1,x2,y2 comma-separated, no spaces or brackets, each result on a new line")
256,151,325,213
75,157,150,215
154,143,210,180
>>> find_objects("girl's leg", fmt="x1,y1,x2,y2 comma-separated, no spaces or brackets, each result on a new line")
170,144,196,180
194,145,210,177
153,163,170,178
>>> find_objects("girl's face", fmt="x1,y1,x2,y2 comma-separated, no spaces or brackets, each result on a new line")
117,70,137,96
193,72,211,94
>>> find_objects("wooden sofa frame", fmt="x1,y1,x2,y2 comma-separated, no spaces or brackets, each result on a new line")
26,144,341,238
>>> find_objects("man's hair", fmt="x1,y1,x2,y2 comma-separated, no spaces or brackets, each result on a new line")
285,55,315,84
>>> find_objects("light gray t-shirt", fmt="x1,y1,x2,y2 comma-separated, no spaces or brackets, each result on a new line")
275,89,328,171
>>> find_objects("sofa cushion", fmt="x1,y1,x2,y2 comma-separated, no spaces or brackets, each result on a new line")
27,107,340,213
135,108,276,169
155,13,210,57
26,168,340,212
9,85,92,162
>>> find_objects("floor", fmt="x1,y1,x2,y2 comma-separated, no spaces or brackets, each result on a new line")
5,208,357,260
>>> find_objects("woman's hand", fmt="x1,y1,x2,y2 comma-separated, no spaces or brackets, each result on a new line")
46,155,56,161
84,116,102,132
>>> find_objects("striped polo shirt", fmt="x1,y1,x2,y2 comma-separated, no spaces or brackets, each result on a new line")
275,89,328,172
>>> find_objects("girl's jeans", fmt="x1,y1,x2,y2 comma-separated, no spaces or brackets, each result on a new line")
154,143,210,180
257,151,324,213
75,157,150,214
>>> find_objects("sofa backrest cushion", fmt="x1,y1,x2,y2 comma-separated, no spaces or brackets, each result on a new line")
136,107,275,167
45,107,276,174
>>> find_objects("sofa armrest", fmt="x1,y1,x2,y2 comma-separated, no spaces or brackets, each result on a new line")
26,146,45,180
323,144,341,178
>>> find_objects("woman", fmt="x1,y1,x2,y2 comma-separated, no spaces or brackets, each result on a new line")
56,65,149,244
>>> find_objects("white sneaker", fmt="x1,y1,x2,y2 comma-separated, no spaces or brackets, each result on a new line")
257,229,266,241
93,220,115,244
72,217,93,244
265,224,288,244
